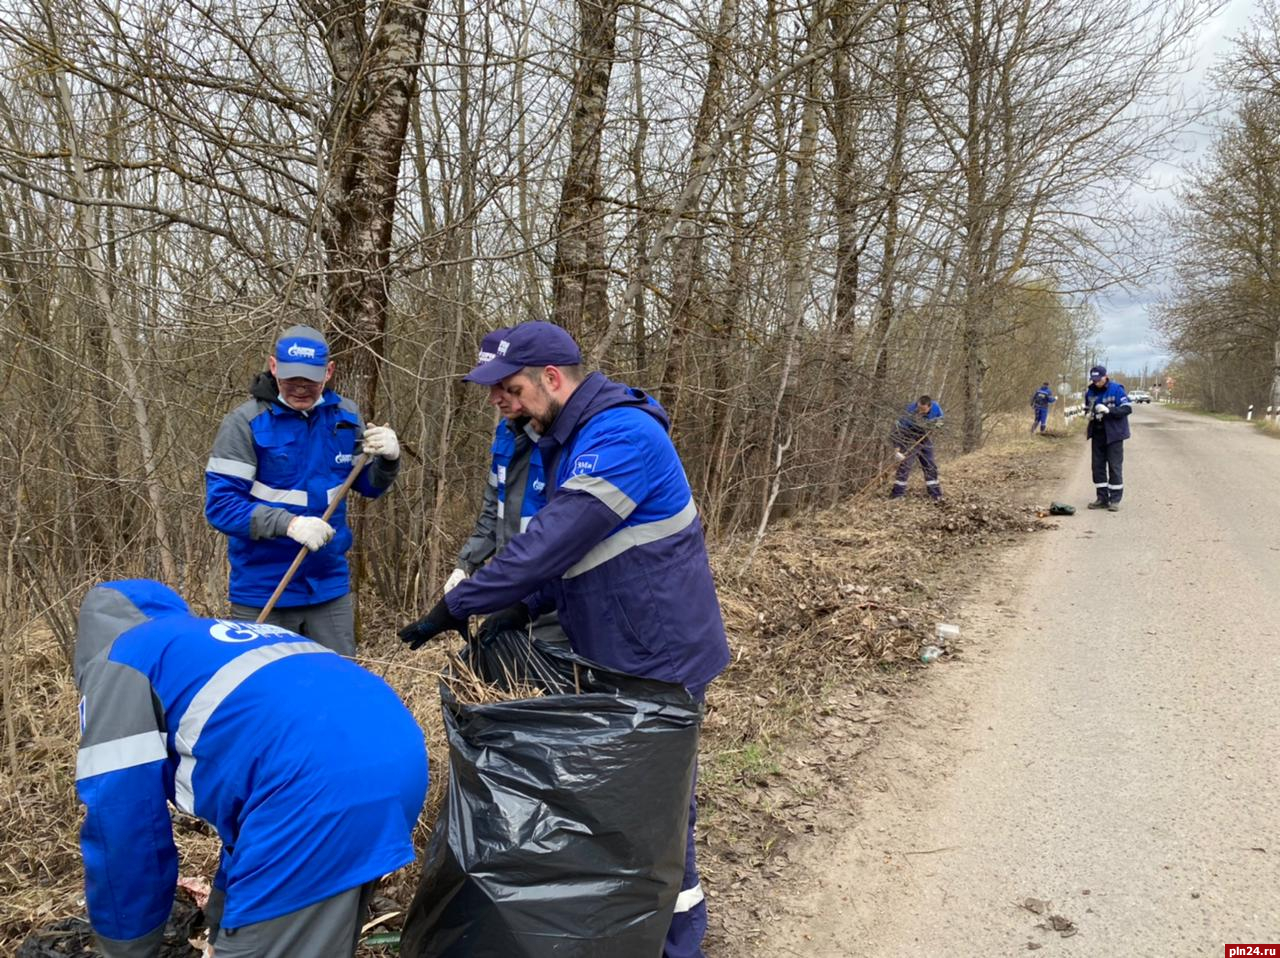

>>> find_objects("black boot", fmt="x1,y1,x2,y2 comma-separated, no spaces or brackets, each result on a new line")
1087,498,1108,510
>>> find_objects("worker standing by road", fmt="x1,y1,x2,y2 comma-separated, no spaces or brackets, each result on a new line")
1031,382,1056,435
398,321,730,958
1085,365,1132,511
204,325,401,655
73,579,427,958
890,394,945,501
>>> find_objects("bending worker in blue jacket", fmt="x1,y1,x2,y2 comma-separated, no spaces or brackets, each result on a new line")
399,321,731,958
73,579,427,958
205,325,401,655
1084,364,1132,511
890,394,944,500
1031,382,1056,434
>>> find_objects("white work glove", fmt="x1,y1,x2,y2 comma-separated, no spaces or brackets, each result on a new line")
362,424,400,460
444,568,468,593
1094,404,1110,419
287,516,335,551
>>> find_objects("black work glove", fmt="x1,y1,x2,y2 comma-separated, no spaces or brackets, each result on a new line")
477,602,532,642
398,597,469,650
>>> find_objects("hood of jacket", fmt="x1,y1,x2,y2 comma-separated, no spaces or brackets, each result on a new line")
75,579,189,688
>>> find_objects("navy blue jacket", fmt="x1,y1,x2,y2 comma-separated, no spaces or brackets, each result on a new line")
891,401,944,448
205,374,398,607
74,580,427,955
1032,387,1056,409
446,373,731,689
1085,380,1132,443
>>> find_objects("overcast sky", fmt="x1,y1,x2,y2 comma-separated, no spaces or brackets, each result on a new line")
1092,0,1258,378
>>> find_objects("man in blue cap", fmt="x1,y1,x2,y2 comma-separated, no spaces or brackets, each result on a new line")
399,321,730,958
1084,365,1132,511
73,579,427,958
445,329,565,645
204,325,401,655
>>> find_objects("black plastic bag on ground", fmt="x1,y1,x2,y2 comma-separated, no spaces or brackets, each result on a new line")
401,632,701,958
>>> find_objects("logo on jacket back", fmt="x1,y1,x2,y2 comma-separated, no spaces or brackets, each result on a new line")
532,479,546,492
571,454,598,477
335,451,353,464
286,343,317,359
210,620,300,643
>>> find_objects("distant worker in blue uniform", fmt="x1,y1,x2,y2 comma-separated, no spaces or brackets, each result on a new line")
204,325,401,655
1031,382,1056,434
398,321,730,958
1084,365,1132,511
890,394,944,501
73,579,427,958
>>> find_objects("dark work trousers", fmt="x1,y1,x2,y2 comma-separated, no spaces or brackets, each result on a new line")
1090,434,1124,503
891,438,942,499
665,685,707,958
207,880,376,958
231,592,355,657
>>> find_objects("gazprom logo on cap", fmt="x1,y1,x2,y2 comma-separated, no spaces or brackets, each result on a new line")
477,349,497,363
287,343,317,359
209,620,298,643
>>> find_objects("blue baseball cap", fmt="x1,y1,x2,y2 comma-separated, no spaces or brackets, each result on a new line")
462,321,583,385
1089,365,1107,382
472,327,511,367
274,325,330,381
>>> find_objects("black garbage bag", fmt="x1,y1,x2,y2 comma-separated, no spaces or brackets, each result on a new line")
401,632,701,958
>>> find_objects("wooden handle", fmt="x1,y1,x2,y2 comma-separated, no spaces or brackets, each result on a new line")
256,453,371,623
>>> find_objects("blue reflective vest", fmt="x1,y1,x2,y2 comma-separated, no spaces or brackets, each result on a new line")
493,418,548,537
74,580,427,944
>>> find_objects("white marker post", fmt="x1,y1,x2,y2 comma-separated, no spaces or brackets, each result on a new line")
1247,404,1254,421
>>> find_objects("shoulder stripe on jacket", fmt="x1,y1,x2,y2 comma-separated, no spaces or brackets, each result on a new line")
173,641,332,813
76,730,168,780
563,498,697,579
560,474,637,519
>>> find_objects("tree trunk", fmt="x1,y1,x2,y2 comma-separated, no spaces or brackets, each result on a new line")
309,0,433,417
552,0,619,342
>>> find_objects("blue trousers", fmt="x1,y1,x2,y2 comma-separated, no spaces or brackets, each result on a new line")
891,439,941,499
665,688,707,958
1091,435,1124,502
1033,406,1048,431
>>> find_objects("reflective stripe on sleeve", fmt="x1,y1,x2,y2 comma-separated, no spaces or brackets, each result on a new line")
563,499,697,579
173,642,332,813
206,457,256,481
76,731,168,780
673,883,705,913
559,474,638,519
249,481,308,508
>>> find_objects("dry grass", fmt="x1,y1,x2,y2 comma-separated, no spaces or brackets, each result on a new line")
0,424,1071,952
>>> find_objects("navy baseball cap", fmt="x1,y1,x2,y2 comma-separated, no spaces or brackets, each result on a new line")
472,327,510,367
1089,365,1107,382
274,325,330,381
462,321,583,385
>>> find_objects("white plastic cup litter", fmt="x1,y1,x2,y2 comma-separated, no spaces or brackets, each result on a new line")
935,623,960,645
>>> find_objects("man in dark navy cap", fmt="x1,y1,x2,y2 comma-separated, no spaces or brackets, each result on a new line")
400,320,729,958
1084,365,1132,511
204,325,401,654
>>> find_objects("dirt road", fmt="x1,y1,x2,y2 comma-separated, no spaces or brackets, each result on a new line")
751,405,1280,957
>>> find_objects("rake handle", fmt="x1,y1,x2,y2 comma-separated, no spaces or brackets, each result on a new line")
256,453,370,623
